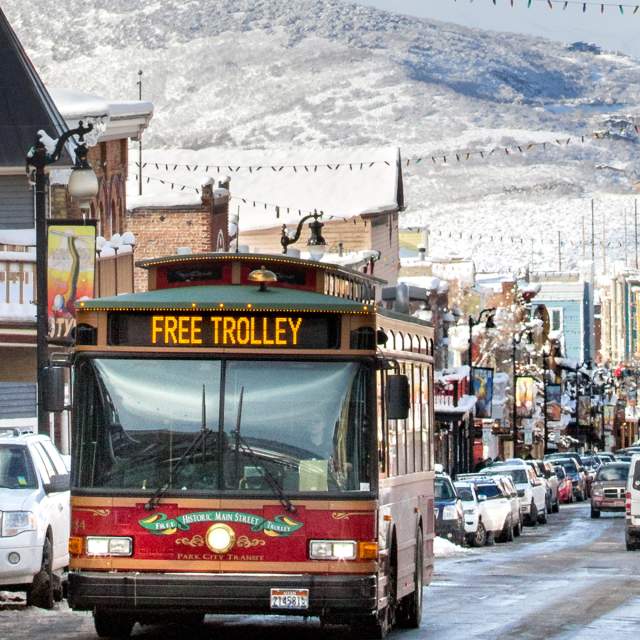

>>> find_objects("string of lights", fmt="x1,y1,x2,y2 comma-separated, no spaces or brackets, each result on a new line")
130,126,637,176
466,0,640,14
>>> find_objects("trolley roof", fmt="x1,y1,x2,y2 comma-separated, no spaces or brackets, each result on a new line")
77,285,374,315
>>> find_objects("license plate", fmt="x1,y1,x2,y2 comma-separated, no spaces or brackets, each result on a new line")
270,588,309,610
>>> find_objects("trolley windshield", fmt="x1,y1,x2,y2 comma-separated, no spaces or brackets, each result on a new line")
73,358,373,496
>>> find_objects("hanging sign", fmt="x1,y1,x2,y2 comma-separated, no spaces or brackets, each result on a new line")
108,312,341,349
546,384,562,421
515,376,536,418
47,221,97,342
471,367,494,419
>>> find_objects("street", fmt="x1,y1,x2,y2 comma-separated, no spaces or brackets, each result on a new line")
1,503,638,639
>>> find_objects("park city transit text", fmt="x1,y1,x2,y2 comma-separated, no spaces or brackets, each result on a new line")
150,315,304,346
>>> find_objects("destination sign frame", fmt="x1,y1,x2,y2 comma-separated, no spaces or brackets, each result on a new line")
107,312,341,349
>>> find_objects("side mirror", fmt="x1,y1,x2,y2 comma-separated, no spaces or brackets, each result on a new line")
42,366,66,413
478,494,487,502
45,473,70,493
386,374,410,420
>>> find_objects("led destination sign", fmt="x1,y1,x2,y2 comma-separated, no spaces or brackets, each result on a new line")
108,312,340,349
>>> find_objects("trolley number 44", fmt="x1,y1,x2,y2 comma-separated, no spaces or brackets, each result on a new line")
270,588,309,610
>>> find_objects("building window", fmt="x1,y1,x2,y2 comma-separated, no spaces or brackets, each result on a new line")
550,308,563,332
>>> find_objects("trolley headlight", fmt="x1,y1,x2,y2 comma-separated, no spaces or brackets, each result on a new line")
85,536,133,556
1,511,35,537
309,540,357,560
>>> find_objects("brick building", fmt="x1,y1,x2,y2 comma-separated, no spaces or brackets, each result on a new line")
126,179,230,291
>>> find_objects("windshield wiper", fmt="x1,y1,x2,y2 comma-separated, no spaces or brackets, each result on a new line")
233,386,297,514
145,384,211,511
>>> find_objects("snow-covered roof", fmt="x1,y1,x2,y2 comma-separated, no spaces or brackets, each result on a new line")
127,147,403,231
51,88,153,143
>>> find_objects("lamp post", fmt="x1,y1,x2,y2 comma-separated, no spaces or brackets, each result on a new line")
26,122,98,434
281,210,327,260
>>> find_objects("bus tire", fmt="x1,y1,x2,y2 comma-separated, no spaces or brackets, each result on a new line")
94,610,135,639
397,528,423,629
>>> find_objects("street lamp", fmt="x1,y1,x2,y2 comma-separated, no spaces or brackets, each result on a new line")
26,122,99,433
280,210,327,260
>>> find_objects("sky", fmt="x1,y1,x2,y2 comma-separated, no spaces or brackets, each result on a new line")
354,0,640,59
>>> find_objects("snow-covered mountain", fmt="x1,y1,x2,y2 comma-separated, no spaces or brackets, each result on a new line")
4,0,640,271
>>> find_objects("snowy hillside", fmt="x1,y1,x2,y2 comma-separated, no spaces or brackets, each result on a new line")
4,0,640,271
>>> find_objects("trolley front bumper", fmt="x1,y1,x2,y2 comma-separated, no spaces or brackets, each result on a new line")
68,571,377,618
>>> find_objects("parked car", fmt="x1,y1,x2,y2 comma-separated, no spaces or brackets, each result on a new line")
491,474,523,537
482,463,547,526
590,462,630,518
0,428,70,608
435,469,465,546
454,481,492,547
526,460,559,514
555,466,573,503
458,476,515,542
625,454,640,550
596,452,615,464
542,461,560,512
553,457,588,502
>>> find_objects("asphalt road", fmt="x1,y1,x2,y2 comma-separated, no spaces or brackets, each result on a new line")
1,502,638,639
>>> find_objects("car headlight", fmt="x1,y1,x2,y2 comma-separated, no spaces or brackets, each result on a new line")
592,488,603,497
442,505,458,520
309,540,357,560
85,536,133,556
1,511,36,537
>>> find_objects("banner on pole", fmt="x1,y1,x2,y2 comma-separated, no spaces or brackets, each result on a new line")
545,384,562,421
471,367,494,419
47,221,96,342
515,376,535,418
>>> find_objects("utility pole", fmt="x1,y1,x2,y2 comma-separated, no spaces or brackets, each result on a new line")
602,211,607,274
558,230,562,271
582,215,586,259
633,198,638,269
591,199,596,264
624,208,628,266
137,70,143,196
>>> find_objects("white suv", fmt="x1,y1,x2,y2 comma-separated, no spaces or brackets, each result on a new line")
0,428,70,607
483,463,547,526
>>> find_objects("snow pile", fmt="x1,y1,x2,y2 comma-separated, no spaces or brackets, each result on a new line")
5,0,640,270
434,536,470,558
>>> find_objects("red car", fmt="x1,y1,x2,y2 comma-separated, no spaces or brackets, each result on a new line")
555,466,573,503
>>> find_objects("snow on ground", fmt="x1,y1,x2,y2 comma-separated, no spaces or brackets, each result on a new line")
433,536,471,558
